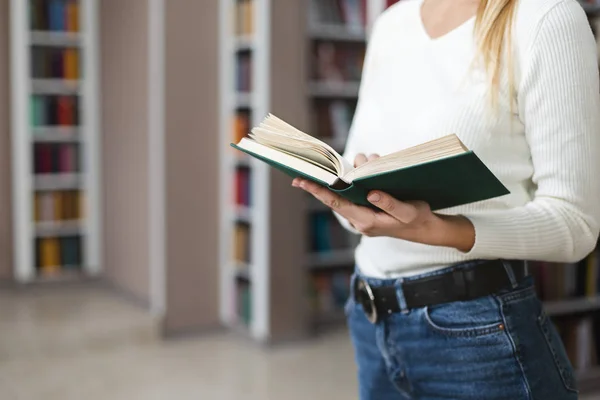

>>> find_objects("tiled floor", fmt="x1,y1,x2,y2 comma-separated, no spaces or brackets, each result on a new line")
0,284,598,400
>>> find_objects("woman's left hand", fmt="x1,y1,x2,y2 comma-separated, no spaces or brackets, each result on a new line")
292,177,476,252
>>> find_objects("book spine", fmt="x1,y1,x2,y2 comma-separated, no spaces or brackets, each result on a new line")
66,0,80,32
53,191,63,221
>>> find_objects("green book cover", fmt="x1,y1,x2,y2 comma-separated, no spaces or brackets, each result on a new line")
230,143,508,211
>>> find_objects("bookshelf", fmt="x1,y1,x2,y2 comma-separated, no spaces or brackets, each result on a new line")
10,0,101,283
580,0,600,16
219,0,392,342
304,0,395,331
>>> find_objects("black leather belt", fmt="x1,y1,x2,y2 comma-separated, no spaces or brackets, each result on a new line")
353,260,527,323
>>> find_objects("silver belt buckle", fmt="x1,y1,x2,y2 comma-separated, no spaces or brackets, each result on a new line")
356,278,378,324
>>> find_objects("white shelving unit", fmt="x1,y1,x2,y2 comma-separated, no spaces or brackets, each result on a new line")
10,0,101,283
218,0,391,342
219,0,270,341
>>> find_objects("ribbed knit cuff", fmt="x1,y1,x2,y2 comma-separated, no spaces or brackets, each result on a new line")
460,213,528,259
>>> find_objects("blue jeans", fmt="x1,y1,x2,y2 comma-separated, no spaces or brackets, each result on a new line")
346,262,579,400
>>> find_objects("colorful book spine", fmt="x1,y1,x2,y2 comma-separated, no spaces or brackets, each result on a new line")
60,236,81,268
40,237,61,273
48,0,66,31
66,0,80,32
63,48,79,80
34,190,83,222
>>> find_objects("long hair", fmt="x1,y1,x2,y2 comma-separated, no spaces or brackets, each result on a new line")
474,0,519,106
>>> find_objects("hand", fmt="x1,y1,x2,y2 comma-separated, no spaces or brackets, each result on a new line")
292,153,475,252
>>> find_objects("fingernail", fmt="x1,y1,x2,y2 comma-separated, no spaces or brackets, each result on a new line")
292,179,298,187
299,181,306,189
368,192,380,202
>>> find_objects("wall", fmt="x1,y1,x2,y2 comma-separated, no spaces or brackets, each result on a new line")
161,0,220,334
0,1,11,280
99,0,150,303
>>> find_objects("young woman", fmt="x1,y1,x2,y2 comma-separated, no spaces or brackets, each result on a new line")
293,0,600,398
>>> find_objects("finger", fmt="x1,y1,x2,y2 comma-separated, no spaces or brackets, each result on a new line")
367,154,380,162
298,179,354,213
354,153,368,167
297,179,377,224
367,191,419,224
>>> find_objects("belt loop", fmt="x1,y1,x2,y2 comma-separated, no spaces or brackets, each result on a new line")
502,260,519,288
349,271,358,300
396,278,410,314
523,260,529,276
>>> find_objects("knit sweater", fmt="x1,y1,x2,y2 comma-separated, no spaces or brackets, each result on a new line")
337,0,600,278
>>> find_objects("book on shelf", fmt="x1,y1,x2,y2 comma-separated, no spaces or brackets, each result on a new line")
312,100,356,148
310,0,367,30
234,167,251,206
530,250,600,302
233,223,251,263
310,211,359,253
31,0,80,32
236,279,252,325
231,114,509,211
560,317,599,371
31,95,79,126
235,0,254,37
35,190,81,222
233,112,251,144
309,270,352,315
313,42,365,82
34,143,79,173
36,235,82,272
31,47,80,80
236,53,253,92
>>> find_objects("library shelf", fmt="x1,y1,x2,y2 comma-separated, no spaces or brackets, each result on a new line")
306,248,355,268
235,92,254,109
31,78,81,95
232,154,252,168
543,295,600,317
234,35,254,52
306,198,329,212
313,310,346,327
32,126,80,143
34,173,82,191
35,220,82,238
582,3,600,16
308,81,361,98
30,30,81,47
322,136,348,151
308,24,367,42
577,366,600,392
234,205,253,223
31,270,90,284
234,262,252,281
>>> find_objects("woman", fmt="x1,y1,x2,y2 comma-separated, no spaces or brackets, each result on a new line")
293,0,600,399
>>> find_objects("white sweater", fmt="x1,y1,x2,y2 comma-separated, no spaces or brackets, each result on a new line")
338,0,600,278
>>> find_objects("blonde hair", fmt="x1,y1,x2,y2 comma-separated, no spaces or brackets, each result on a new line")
474,0,519,106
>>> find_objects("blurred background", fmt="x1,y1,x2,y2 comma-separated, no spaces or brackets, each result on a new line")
1,0,600,399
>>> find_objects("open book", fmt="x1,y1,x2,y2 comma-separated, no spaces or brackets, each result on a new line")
231,114,509,210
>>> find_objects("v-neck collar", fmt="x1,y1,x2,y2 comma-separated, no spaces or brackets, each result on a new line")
417,0,476,43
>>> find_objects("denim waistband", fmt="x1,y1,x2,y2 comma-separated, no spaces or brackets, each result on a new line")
351,259,528,313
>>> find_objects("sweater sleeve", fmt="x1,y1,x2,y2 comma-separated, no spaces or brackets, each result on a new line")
332,18,384,234
463,0,600,262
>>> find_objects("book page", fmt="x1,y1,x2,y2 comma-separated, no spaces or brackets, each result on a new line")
253,114,354,176
342,134,468,182
237,138,339,185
